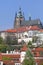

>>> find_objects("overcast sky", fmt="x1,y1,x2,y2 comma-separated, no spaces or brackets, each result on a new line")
0,0,43,30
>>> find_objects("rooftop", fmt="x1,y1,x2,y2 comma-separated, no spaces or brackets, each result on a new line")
4,25,40,33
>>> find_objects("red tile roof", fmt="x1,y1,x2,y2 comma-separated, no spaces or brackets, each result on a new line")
21,44,28,51
2,54,20,58
32,48,43,52
39,29,43,32
0,53,2,61
3,60,14,65
5,29,17,33
35,48,43,51
0,54,20,65
29,26,40,30
5,25,40,33
32,48,43,57
0,53,20,61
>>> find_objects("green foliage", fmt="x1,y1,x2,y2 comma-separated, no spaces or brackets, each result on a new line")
0,44,6,52
0,44,11,52
5,36,18,45
5,36,12,45
23,59,29,65
12,39,18,45
28,41,33,48
2,56,11,60
23,47,36,65
28,41,32,45
32,36,38,43
0,37,4,44
41,63,43,65
26,49,33,59
23,58,35,65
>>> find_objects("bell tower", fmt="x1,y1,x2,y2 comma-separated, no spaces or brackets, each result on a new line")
14,8,25,28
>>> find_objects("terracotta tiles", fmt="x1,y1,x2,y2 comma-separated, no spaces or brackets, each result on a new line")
21,44,28,51
4,25,40,33
0,53,2,61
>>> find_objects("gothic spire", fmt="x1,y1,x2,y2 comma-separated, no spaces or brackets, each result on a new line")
17,7,23,18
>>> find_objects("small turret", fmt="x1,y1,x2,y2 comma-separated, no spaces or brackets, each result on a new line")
29,15,31,21
14,12,17,28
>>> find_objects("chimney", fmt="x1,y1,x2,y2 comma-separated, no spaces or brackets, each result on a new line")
6,51,9,54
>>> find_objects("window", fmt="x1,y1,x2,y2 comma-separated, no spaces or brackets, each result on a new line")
34,52,37,56
25,35,28,38
3,64,6,65
12,58,19,61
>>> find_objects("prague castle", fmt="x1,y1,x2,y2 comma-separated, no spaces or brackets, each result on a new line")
14,8,43,29
0,8,43,44
0,8,43,65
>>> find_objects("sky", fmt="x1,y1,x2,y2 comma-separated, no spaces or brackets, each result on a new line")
0,0,43,30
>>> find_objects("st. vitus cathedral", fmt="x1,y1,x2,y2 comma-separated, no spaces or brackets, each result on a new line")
14,8,43,29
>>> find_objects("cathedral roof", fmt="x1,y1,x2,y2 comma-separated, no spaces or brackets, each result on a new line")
21,19,42,27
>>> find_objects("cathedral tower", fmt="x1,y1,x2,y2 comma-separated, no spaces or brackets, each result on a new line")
14,8,25,28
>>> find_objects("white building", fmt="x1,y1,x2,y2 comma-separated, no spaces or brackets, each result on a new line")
0,26,43,45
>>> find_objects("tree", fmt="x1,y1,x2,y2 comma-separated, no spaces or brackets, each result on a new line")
5,36,12,45
32,36,38,43
22,47,36,65
28,41,32,45
23,58,30,65
28,41,33,48
0,43,11,52
12,38,18,45
5,36,18,45
23,58,35,65
0,37,4,44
